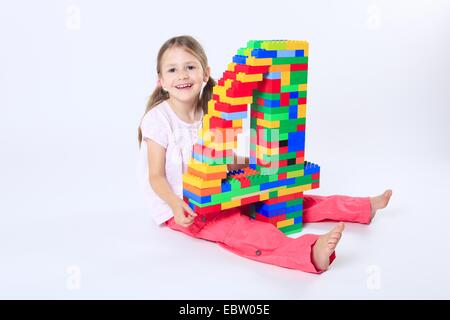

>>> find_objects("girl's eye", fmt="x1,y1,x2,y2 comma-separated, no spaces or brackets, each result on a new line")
168,68,175,73
188,65,196,70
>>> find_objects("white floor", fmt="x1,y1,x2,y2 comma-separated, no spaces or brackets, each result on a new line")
1,0,449,299
1,144,449,299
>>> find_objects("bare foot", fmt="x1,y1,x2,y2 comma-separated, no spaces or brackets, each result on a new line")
312,222,345,271
370,189,393,220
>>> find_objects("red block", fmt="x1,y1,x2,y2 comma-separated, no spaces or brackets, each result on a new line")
215,102,247,113
234,64,270,74
222,70,237,81
258,79,280,94
298,97,307,104
242,194,260,205
196,204,222,215
291,64,308,71
278,173,287,180
210,116,233,128
255,213,287,226
265,192,302,205
279,146,288,154
312,173,320,180
280,93,290,106
297,124,306,131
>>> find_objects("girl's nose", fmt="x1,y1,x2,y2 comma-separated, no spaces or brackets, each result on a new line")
178,71,189,80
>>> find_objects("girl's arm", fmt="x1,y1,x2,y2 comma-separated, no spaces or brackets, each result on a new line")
146,139,196,227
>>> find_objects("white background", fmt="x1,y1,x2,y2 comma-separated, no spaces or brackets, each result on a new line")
1,0,449,299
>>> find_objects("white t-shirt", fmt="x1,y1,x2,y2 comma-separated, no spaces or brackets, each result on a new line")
138,100,203,225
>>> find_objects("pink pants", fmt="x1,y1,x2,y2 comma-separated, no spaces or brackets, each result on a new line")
165,194,372,274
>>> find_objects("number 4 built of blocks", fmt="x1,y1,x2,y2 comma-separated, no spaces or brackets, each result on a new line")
182,40,320,235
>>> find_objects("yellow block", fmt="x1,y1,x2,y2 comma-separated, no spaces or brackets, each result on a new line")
299,84,307,91
232,119,243,128
277,218,294,228
188,159,227,174
207,101,221,117
183,173,222,189
259,193,269,201
212,85,226,96
246,57,272,66
278,184,312,196
257,145,279,156
298,104,306,118
221,199,241,210
286,41,309,56
257,118,280,129
281,71,290,86
224,79,233,89
227,62,236,71
204,140,237,151
202,114,211,131
236,72,263,83
287,170,304,178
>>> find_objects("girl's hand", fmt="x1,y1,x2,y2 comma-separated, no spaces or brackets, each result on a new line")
170,198,198,227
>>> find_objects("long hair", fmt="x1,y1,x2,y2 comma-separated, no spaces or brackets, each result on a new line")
137,35,216,148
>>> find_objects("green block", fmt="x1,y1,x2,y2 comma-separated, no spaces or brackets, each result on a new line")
286,198,303,207
281,84,299,92
279,223,302,235
272,57,308,65
247,40,262,49
264,113,289,121
280,133,288,140
252,104,291,114
200,155,234,165
290,71,308,85
269,191,278,198
262,151,298,162
254,91,280,101
286,211,303,219
263,41,286,50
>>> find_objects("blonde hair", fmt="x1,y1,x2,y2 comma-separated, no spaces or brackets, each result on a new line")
138,35,216,148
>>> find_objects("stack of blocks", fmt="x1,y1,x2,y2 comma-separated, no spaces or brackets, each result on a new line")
182,40,320,235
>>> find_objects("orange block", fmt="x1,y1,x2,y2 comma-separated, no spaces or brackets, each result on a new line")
183,182,222,196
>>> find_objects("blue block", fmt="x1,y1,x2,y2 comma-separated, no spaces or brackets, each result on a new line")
262,98,280,107
294,216,303,224
289,92,299,98
288,131,305,152
257,202,286,212
265,72,281,79
192,152,203,162
188,201,196,211
289,105,298,119
232,55,247,64
183,189,211,204
221,111,248,120
277,50,296,58
260,178,296,191
286,204,303,214
251,49,277,58
305,163,320,175
221,181,231,193
256,207,286,218
295,50,305,57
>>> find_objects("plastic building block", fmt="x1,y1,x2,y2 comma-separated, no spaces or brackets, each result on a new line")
182,40,320,235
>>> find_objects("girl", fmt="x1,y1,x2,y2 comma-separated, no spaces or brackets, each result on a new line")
138,35,392,274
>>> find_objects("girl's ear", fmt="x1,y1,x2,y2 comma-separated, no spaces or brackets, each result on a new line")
204,66,211,82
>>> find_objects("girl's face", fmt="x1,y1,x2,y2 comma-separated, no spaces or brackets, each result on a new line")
159,46,210,105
